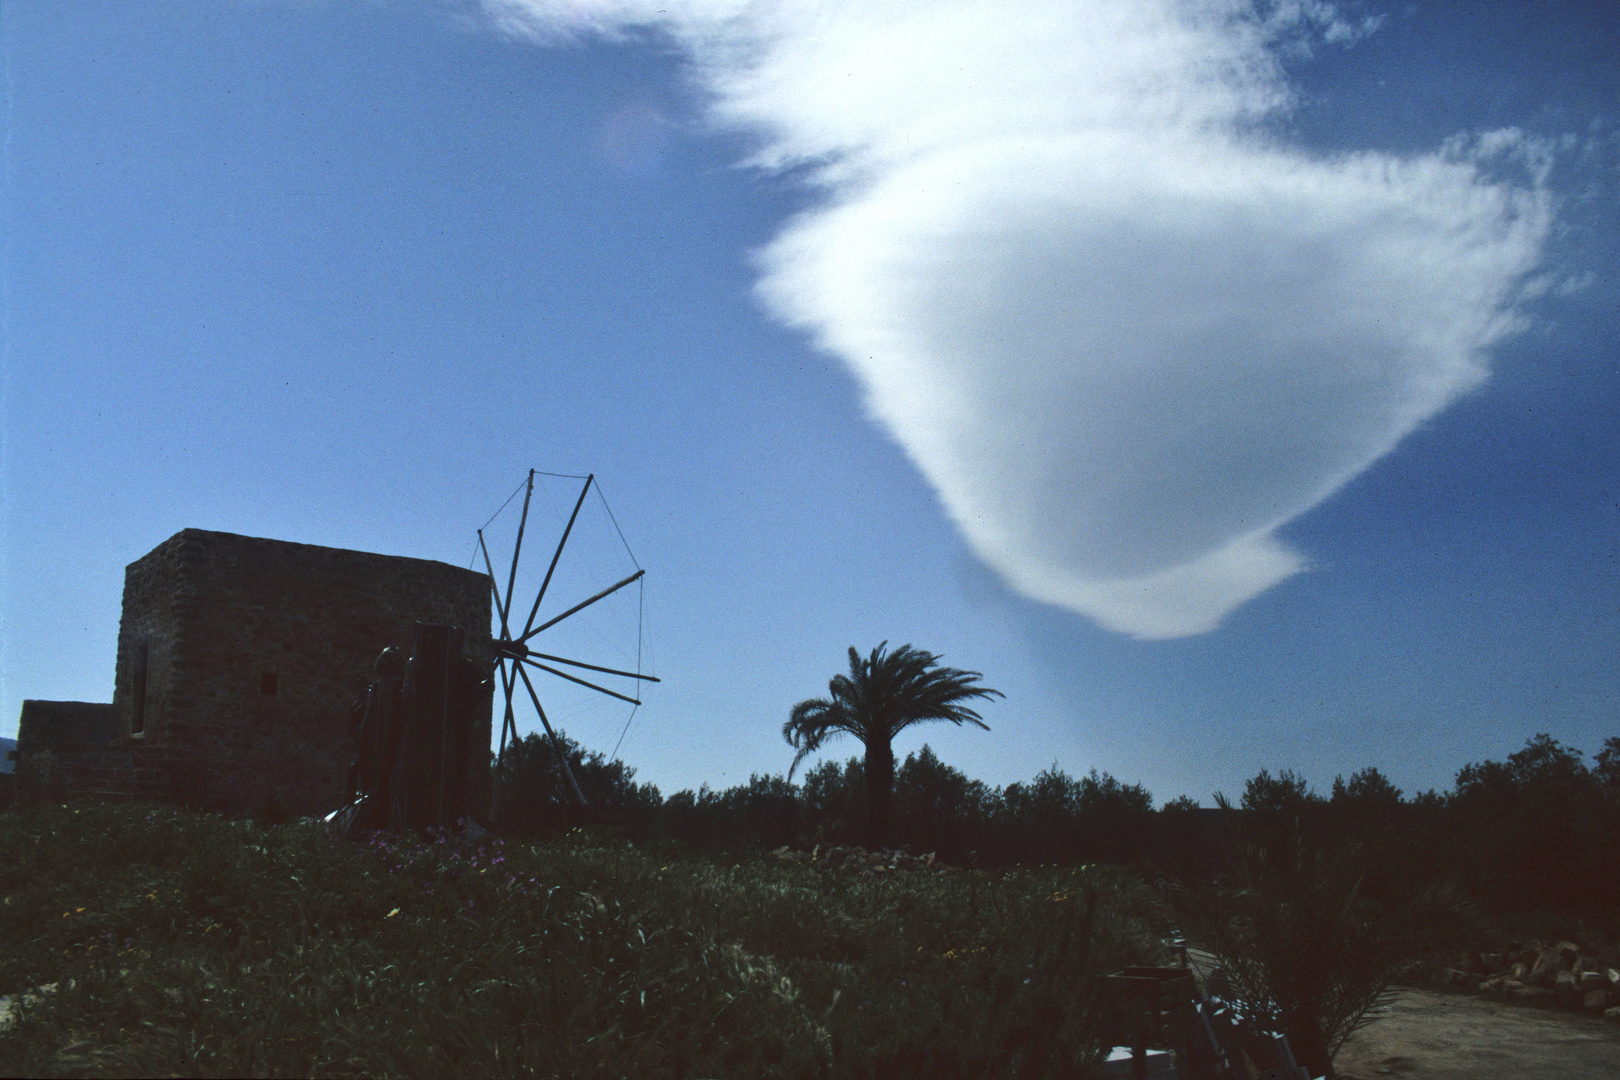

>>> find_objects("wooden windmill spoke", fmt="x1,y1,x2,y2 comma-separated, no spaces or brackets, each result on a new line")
526,651,660,683
520,474,593,642
496,656,519,758
516,661,588,806
503,470,536,637
520,569,645,642
478,531,512,640
520,656,642,705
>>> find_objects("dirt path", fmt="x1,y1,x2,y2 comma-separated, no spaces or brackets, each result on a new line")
1334,987,1620,1079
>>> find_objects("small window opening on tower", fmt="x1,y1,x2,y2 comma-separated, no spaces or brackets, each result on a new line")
260,672,279,697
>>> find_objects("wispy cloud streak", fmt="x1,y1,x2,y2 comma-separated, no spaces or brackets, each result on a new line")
487,0,1553,638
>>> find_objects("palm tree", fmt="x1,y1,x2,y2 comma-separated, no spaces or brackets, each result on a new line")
785,642,1001,848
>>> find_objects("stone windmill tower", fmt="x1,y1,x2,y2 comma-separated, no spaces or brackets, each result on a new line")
17,529,491,820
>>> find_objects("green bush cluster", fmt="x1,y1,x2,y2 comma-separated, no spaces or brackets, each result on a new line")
0,803,1167,1078
1218,736,1620,934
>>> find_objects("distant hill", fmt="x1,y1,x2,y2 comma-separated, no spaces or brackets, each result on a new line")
1,736,15,774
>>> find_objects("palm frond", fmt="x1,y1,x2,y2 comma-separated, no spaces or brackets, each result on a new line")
783,641,1001,776
783,697,857,779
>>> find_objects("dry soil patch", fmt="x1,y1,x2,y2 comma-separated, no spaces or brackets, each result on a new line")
1335,987,1620,1079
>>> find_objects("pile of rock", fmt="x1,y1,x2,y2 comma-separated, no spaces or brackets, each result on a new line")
1432,940,1620,1022
768,844,954,874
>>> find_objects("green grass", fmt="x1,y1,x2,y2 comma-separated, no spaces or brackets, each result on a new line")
0,804,1167,1078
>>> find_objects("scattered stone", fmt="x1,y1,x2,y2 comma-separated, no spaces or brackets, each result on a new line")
1529,947,1571,986
794,844,950,875
1438,938,1620,1018
0,982,61,1033
1553,971,1582,1007
768,846,810,863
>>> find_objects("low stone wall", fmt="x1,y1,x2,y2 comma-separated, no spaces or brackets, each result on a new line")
16,743,184,808
12,702,147,809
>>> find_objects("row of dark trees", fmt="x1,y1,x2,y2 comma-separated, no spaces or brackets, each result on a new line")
492,726,1620,930
491,640,1620,929
492,729,1160,860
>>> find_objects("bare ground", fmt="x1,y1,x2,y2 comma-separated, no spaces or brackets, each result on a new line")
1334,987,1620,1080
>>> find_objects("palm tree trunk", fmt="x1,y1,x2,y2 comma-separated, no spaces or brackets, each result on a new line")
865,736,894,849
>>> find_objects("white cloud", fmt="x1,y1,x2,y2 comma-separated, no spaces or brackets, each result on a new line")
486,0,1553,638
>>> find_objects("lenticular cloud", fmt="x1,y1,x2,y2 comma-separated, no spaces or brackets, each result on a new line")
488,0,1552,638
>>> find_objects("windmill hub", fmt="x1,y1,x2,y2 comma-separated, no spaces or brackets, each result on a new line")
492,638,530,661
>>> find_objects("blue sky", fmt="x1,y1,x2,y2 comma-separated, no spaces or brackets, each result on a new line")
3,0,1616,805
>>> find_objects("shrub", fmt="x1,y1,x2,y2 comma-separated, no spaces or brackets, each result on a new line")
655,774,802,852
1169,803,1475,1079
493,730,660,840
0,803,1169,1078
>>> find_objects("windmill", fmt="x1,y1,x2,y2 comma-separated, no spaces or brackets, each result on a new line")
478,470,659,808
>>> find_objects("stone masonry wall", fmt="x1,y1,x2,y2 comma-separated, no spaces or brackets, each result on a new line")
112,529,492,819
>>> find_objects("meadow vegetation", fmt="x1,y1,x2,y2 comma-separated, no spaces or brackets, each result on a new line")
0,803,1164,1078
3,731,1616,1077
